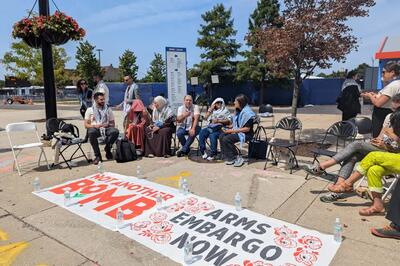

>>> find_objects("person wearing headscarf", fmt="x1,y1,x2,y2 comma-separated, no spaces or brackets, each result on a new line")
144,96,175,157
199,97,232,160
125,99,150,155
219,94,255,167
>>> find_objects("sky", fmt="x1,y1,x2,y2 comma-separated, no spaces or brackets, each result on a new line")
0,0,399,80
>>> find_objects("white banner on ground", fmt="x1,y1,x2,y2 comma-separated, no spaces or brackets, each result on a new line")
166,47,187,113
34,173,340,266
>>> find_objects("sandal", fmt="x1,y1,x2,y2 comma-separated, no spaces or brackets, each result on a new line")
359,206,385,216
327,182,353,193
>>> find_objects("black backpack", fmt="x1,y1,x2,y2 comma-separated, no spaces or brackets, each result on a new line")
46,118,78,138
115,139,137,163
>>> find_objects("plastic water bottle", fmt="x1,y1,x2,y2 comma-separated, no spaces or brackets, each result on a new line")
33,177,40,192
87,151,93,162
156,194,163,210
63,188,71,206
184,238,193,264
182,179,189,195
136,165,142,178
178,176,184,193
97,161,105,175
116,208,124,229
333,218,343,243
112,143,117,157
234,192,242,211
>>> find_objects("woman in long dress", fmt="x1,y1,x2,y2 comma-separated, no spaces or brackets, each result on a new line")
144,96,175,157
125,100,150,155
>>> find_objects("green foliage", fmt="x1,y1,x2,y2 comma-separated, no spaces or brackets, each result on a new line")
236,0,281,104
0,80,5,88
195,4,241,83
143,53,166,82
119,49,139,81
75,40,101,88
2,40,70,88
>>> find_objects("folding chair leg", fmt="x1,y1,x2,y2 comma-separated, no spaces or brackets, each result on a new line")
40,147,51,170
11,149,22,176
305,155,318,180
382,177,399,201
355,176,366,190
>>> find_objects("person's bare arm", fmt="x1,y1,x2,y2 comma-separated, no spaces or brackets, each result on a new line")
369,94,390,108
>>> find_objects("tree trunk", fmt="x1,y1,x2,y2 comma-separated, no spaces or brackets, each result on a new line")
290,70,302,142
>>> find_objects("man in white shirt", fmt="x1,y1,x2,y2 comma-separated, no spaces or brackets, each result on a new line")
176,95,201,157
85,92,119,164
93,73,110,105
116,74,140,125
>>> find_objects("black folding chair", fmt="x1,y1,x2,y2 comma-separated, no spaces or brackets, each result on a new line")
348,116,372,141
264,116,302,174
46,118,89,169
306,120,358,180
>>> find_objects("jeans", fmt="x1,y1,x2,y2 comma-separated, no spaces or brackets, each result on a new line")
199,127,221,156
176,126,201,153
331,141,382,179
88,127,119,159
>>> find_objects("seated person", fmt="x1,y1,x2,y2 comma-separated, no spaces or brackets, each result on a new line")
125,99,150,155
219,94,255,167
176,95,201,157
371,178,400,239
199,97,232,160
84,92,119,165
303,95,400,202
328,150,400,216
144,96,175,158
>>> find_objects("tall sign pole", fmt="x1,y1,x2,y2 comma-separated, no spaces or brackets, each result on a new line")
39,0,57,122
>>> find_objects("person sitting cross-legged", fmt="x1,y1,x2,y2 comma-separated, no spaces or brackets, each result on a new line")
303,96,400,203
199,97,232,161
176,95,201,157
219,94,255,167
328,150,400,216
84,92,119,165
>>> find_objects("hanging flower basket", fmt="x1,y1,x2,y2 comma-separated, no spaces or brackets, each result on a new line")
12,11,85,48
22,35,42,48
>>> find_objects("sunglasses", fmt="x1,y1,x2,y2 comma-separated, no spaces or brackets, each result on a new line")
124,79,130,82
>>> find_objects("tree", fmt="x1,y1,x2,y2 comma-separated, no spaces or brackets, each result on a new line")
257,0,375,117
143,53,166,82
195,4,241,83
75,41,101,88
119,49,138,81
236,0,281,104
2,41,70,88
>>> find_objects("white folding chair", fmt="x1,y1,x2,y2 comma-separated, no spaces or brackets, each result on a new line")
355,174,399,201
6,122,50,176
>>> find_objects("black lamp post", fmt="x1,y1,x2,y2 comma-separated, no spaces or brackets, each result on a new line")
39,0,57,124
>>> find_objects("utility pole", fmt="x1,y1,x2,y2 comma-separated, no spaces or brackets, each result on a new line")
39,0,57,123
96,48,103,67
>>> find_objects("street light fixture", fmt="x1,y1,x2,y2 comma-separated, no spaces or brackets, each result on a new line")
96,48,103,67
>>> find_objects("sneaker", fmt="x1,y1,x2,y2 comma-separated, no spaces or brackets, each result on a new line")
302,164,325,177
207,156,215,161
176,150,184,157
371,223,400,240
320,193,344,203
202,152,209,160
225,160,235,165
234,157,245,167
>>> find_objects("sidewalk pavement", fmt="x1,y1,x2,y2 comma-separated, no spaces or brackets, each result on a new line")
0,104,398,265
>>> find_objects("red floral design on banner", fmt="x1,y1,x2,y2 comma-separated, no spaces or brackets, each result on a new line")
298,236,323,250
294,248,318,266
226,260,273,266
274,236,297,248
166,197,215,215
131,212,173,244
273,225,323,266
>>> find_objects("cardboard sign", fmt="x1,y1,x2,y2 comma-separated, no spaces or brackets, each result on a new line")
34,173,340,266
